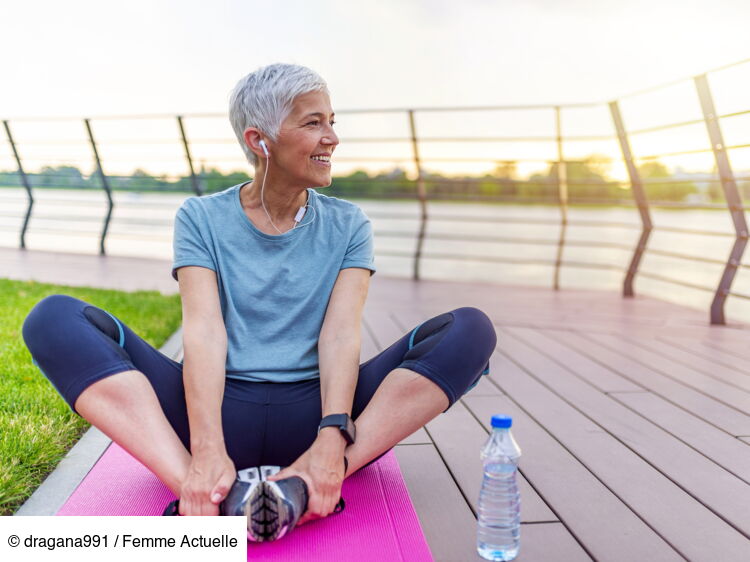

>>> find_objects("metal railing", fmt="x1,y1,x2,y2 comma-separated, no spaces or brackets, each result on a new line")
3,57,750,324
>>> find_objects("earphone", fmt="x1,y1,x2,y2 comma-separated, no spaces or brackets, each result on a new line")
257,138,316,234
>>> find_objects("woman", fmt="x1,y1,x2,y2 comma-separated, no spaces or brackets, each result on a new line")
22,63,497,541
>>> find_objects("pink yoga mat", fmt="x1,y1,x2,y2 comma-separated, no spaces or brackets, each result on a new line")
57,443,433,562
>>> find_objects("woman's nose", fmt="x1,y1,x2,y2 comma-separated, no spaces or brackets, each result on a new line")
323,134,339,146
323,126,339,146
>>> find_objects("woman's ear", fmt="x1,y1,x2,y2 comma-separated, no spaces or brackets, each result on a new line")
243,128,267,159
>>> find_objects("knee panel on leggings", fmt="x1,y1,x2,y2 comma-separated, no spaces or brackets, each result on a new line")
399,307,496,409
82,306,130,362
22,294,136,412
403,312,453,362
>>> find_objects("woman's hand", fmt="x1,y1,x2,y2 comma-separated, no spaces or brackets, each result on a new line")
267,429,347,526
178,448,237,516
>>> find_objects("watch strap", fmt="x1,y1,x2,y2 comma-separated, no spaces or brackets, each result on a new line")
318,413,355,445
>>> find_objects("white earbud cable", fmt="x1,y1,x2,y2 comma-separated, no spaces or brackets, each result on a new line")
260,150,316,234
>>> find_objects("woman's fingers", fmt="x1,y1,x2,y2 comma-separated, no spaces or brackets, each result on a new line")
266,465,302,482
210,474,234,504
297,488,339,525
203,500,219,516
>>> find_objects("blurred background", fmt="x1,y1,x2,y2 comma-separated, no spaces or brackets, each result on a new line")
3,0,750,323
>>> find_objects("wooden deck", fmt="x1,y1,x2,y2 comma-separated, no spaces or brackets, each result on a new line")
7,247,750,560
364,277,750,562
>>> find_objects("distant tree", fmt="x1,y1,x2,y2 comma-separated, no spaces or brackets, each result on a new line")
0,170,22,187
487,161,518,197
638,160,698,202
130,169,163,189
520,156,620,202
493,161,518,179
200,168,251,194
34,165,87,188
331,169,371,196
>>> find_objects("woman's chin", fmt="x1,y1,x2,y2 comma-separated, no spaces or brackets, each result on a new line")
308,174,332,188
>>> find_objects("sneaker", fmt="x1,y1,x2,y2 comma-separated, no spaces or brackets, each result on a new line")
221,465,308,542
259,467,309,541
220,467,266,541
223,462,346,542
256,464,346,541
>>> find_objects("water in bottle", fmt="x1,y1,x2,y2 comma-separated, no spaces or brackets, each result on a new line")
476,414,521,561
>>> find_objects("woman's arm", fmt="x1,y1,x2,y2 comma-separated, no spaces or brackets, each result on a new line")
268,267,371,524
177,266,236,515
179,266,228,451
318,267,371,422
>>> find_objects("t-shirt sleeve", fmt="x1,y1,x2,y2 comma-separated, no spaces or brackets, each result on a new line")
340,207,376,276
171,201,217,281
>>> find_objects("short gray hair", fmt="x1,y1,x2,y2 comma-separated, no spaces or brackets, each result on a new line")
229,63,329,167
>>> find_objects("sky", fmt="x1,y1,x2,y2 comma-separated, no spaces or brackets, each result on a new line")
2,0,750,178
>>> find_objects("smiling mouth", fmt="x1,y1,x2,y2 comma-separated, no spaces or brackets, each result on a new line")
310,155,331,168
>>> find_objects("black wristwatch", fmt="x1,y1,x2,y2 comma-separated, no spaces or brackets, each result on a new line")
318,413,356,445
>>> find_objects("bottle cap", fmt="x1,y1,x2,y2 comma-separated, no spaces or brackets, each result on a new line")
491,415,512,428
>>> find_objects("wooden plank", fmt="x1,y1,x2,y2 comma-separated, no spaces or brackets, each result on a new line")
551,329,750,435
589,332,750,412
514,523,591,562
360,315,380,362
464,394,682,562
637,336,750,392
364,304,412,352
610,391,750,483
505,327,641,393
661,336,750,378
0,248,179,295
698,337,750,362
470,373,502,396
427,398,558,523
399,427,432,445
393,443,477,562
497,328,750,559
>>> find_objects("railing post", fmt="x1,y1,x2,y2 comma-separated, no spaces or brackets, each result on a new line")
3,120,34,249
84,118,113,256
553,106,568,290
609,100,652,297
695,74,748,325
408,109,428,281
177,115,202,196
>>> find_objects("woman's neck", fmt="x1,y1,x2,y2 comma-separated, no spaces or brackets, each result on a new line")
240,176,308,224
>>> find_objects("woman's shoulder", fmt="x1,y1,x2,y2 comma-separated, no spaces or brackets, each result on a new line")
177,184,240,218
311,190,367,220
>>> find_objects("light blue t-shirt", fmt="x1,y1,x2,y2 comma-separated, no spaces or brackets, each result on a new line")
171,183,376,383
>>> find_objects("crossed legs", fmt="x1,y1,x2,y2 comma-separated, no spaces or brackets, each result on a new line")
73,366,448,494
26,296,494,504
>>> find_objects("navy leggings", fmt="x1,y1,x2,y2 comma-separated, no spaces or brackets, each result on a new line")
22,294,497,469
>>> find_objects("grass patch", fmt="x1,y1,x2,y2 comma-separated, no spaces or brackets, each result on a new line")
0,278,181,515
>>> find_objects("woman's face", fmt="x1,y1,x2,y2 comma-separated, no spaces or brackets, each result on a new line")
271,90,339,188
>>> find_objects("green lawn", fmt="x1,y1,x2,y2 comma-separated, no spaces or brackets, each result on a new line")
0,278,182,515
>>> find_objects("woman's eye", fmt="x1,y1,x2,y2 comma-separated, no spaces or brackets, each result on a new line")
306,120,319,126
330,120,336,127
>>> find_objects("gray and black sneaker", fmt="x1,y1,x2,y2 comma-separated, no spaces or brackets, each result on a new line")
222,462,346,542
259,466,309,541
220,467,267,541
222,465,309,542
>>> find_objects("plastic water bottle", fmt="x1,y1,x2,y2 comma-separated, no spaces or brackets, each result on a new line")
476,414,521,561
